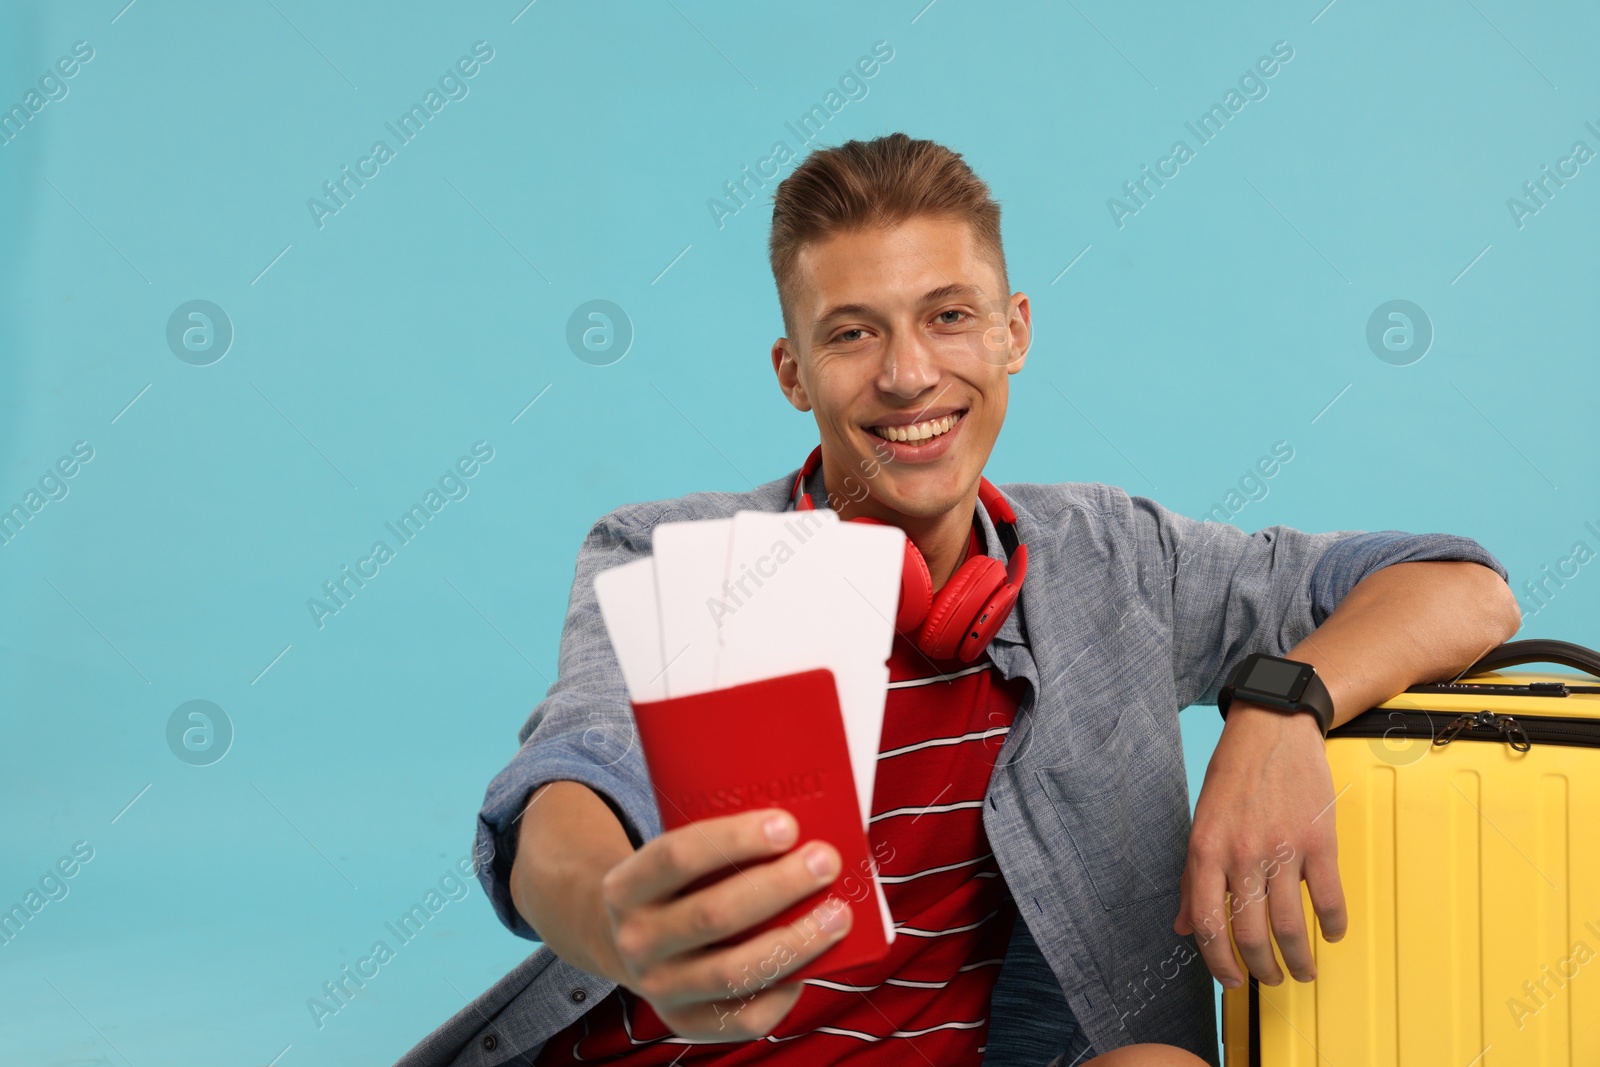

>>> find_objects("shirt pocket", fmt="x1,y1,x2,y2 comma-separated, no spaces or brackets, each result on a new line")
1032,703,1187,911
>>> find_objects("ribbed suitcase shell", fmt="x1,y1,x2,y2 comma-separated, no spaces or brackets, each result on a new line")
1222,667,1600,1066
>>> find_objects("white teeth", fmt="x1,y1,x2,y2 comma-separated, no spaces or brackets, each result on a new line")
871,412,962,443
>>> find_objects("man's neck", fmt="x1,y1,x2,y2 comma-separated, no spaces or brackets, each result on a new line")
812,455,980,594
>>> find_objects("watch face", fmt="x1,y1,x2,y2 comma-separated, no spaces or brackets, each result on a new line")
1241,656,1311,700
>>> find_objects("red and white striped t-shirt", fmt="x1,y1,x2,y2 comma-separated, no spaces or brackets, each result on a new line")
537,526,1026,1066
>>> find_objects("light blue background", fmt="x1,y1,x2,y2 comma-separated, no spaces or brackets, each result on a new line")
2,1,1596,1063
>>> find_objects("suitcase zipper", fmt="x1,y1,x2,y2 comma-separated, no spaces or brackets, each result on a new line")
1327,708,1600,750
1406,680,1600,697
1433,710,1531,751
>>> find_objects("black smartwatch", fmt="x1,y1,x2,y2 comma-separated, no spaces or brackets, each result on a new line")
1216,653,1336,736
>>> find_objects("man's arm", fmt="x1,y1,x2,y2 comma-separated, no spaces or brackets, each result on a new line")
475,503,857,1040
1174,558,1521,987
507,779,852,1040
469,506,669,943
1112,490,1517,989
1267,558,1521,731
511,781,635,980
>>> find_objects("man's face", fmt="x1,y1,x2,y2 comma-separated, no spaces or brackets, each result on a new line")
771,213,1031,522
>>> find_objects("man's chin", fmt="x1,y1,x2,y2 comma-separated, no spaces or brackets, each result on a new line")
865,466,974,522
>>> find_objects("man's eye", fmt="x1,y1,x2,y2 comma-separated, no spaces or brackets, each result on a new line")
834,328,866,343
936,310,969,325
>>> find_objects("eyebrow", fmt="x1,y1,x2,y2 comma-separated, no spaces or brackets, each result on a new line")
810,283,987,332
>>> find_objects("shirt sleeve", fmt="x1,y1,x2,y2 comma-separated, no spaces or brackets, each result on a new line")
1116,491,1510,712
472,503,671,942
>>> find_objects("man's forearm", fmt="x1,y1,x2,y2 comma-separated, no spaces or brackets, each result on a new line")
1274,559,1521,730
510,780,635,982
1183,559,1521,985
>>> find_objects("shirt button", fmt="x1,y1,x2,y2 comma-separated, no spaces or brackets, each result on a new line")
571,988,588,1002
481,1033,498,1051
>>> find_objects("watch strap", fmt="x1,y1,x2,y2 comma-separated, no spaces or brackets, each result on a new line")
1217,654,1335,736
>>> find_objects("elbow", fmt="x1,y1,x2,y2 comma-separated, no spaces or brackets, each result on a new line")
1474,564,1523,645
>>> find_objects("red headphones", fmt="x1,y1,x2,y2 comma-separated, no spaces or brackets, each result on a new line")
790,445,1028,663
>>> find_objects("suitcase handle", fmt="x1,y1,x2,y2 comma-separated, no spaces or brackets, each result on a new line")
1462,639,1600,679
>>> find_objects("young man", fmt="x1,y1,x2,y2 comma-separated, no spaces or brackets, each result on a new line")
396,134,1519,1066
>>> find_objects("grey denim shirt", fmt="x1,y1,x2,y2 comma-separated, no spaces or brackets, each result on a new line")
394,466,1508,1067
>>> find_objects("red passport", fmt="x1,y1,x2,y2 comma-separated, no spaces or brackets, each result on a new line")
630,667,891,983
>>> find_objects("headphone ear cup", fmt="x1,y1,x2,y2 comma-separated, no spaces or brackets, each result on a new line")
917,556,1006,662
954,580,1021,664
896,538,933,634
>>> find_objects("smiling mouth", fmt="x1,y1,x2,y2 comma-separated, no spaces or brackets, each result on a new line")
868,410,967,444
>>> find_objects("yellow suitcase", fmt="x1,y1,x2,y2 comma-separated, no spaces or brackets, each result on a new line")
1222,639,1600,1066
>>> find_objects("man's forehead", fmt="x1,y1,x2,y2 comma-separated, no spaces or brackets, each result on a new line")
794,221,1002,323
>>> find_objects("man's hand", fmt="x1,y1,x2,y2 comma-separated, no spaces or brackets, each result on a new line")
511,782,852,1042
599,808,853,1040
1173,703,1346,987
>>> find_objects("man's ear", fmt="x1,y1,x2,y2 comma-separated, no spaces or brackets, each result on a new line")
1004,293,1032,375
771,338,812,412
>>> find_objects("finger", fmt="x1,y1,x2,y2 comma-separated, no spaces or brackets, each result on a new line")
1265,870,1314,982
1178,862,1243,989
1229,871,1283,985
603,808,798,911
641,895,853,1010
1303,846,1348,944
1172,854,1194,936
642,839,842,960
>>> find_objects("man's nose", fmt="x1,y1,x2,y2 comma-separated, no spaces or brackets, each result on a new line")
875,331,940,399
